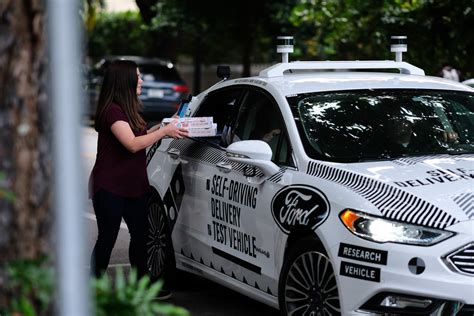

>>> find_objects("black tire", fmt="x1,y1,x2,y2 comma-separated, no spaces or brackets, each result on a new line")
278,237,341,316
146,193,176,283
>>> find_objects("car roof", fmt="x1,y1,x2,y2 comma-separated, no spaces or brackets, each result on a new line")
216,61,473,96
97,55,174,67
462,78,474,86
265,72,473,96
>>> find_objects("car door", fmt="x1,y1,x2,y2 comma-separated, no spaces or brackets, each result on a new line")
169,87,244,270
205,87,296,297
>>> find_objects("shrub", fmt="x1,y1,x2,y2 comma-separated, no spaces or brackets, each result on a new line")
87,11,154,59
1,258,188,316
93,268,189,316
1,257,54,316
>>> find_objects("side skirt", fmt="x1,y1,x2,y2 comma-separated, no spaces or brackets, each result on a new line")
175,253,279,310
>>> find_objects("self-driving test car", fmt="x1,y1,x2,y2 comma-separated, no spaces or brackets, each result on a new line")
145,37,474,315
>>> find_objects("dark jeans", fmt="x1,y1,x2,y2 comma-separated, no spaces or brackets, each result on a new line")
91,190,148,278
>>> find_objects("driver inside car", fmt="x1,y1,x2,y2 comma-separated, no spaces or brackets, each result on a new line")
385,117,415,153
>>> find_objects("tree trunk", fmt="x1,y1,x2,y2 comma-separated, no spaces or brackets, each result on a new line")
135,0,178,60
135,0,159,24
0,0,51,281
192,33,203,94
239,0,256,78
242,35,252,78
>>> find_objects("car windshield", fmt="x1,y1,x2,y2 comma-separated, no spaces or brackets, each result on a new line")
287,89,474,162
139,64,182,82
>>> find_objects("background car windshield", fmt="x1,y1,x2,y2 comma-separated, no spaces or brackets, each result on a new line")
288,89,474,162
139,64,182,82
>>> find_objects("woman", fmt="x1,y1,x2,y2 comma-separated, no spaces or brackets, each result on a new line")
89,60,188,283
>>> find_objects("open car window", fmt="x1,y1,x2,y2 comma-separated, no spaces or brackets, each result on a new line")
233,89,295,166
194,88,244,147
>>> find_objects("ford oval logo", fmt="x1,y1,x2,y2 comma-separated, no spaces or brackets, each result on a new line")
271,185,330,234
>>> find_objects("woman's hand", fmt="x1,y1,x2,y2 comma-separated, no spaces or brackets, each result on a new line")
443,130,458,142
162,120,189,139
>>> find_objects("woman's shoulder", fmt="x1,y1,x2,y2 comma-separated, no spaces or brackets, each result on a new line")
106,103,127,117
103,103,128,127
107,102,123,113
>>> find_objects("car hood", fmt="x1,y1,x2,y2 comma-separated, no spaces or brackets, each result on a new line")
308,154,474,229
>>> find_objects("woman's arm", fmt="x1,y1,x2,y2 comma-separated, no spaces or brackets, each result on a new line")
147,123,161,134
111,120,188,153
147,113,179,134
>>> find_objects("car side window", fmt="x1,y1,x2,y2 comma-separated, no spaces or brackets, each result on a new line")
234,89,294,166
194,88,243,147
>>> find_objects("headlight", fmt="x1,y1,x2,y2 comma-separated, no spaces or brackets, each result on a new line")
339,209,454,246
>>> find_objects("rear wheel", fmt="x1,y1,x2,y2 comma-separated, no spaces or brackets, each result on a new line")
279,237,341,316
146,193,175,282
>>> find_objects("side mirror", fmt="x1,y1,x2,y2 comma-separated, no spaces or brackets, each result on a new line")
226,140,280,177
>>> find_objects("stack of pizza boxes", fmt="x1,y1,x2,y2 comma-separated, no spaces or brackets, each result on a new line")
162,117,216,137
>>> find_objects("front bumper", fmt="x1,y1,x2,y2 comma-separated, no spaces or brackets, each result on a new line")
321,219,474,315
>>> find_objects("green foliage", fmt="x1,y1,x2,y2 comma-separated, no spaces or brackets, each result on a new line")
87,11,154,58
150,0,300,64
87,0,472,77
393,0,474,77
1,257,54,316
80,0,105,33
289,0,474,77
290,0,416,59
1,258,188,316
92,267,189,316
0,171,15,203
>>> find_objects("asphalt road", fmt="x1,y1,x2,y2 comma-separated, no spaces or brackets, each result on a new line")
82,125,279,316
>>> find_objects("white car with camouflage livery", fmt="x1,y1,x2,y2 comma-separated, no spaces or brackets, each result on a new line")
145,38,474,315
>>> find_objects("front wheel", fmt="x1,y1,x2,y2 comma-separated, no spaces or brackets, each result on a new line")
279,237,341,316
146,193,175,282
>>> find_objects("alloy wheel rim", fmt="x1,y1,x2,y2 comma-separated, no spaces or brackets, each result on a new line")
284,251,340,316
146,203,168,277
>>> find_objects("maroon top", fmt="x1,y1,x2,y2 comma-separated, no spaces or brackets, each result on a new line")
89,103,150,198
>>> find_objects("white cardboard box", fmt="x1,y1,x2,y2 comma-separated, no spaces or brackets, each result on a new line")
162,117,217,137
187,123,217,137
162,117,213,129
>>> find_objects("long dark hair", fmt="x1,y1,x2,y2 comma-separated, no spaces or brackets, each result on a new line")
94,59,146,131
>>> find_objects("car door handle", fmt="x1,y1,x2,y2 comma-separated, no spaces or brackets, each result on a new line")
167,148,180,160
216,161,232,173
